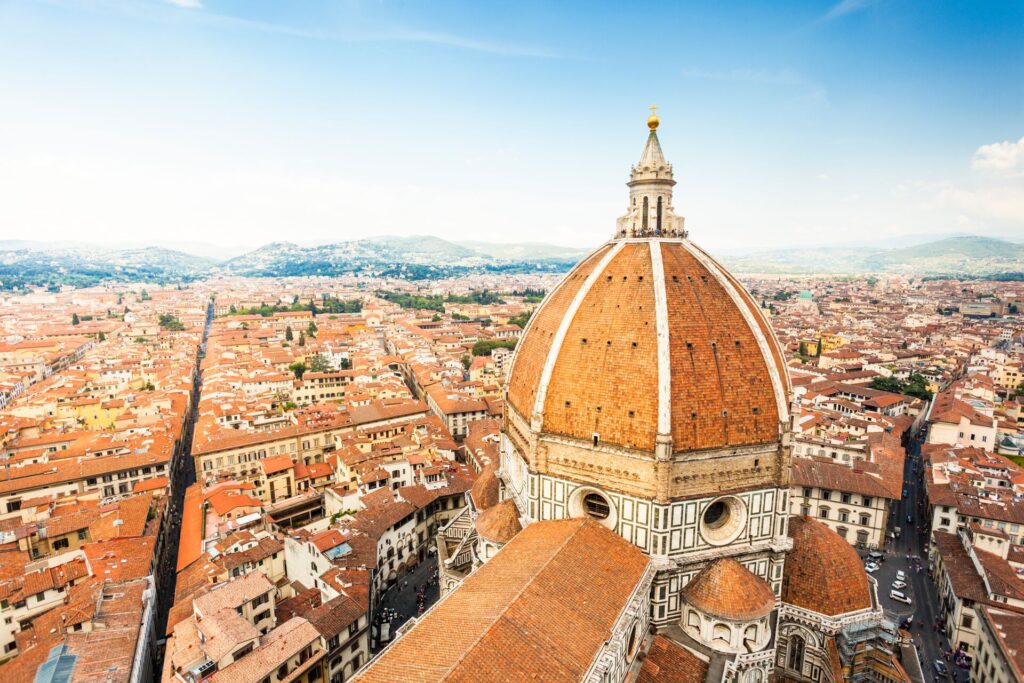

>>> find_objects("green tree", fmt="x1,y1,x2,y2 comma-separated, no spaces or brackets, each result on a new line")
869,374,933,401
288,361,307,379
471,339,518,356
97,332,106,342
158,314,185,331
71,313,80,325
229,304,237,314
308,354,331,373
298,331,306,347
140,289,151,301
869,376,904,394
285,326,294,342
431,313,442,322
461,354,471,370
508,311,532,329
307,321,317,337
339,357,351,370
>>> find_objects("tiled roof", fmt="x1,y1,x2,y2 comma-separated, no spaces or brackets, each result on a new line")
637,635,709,683
304,593,365,638
783,516,872,616
932,532,990,604
354,518,649,683
681,558,775,621
210,617,322,683
261,454,294,475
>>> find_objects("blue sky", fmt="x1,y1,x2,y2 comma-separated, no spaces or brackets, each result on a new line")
0,0,1021,253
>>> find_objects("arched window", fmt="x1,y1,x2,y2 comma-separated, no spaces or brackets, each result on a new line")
642,197,649,232
787,634,805,672
743,624,758,645
713,622,730,645
656,196,663,232
626,621,640,658
687,610,701,631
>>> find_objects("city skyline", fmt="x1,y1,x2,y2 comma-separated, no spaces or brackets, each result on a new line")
1,0,1022,252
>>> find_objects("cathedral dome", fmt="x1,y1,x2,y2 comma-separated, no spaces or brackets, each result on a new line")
506,238,790,454
681,558,776,621
469,464,500,511
474,500,523,544
782,516,872,616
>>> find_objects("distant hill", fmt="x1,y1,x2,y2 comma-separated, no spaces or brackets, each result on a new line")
719,236,1024,276
219,235,586,278
0,245,215,290
1,234,1021,290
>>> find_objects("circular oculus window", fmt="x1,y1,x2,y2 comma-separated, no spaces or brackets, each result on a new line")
569,487,617,529
699,496,747,545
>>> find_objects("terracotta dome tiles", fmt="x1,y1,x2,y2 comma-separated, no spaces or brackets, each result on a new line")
470,464,500,511
661,242,780,451
782,515,872,616
505,238,789,454
681,557,776,621
507,245,610,419
542,243,660,451
474,499,522,544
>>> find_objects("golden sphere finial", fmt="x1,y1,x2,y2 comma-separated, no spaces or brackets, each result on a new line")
647,104,659,131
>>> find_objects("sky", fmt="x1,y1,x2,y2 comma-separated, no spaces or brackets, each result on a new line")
0,0,1022,255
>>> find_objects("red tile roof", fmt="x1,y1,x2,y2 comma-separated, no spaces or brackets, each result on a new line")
354,518,649,683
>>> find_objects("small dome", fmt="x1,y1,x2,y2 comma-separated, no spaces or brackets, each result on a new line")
681,558,776,621
469,465,499,511
783,516,872,616
474,500,522,544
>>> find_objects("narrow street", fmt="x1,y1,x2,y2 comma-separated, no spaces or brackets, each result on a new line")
868,433,964,683
154,299,212,645
371,555,440,654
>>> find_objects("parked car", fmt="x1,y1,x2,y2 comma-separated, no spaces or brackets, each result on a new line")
892,580,907,590
868,551,884,562
890,590,912,605
907,514,913,524
934,660,949,676
896,570,907,581
865,562,880,573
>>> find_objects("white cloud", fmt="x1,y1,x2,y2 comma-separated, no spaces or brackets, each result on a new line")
821,0,881,22
931,183,1024,224
972,136,1024,176
679,67,827,103
165,0,202,8
890,137,1024,236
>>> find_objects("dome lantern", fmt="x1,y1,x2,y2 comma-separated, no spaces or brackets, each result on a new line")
616,109,687,239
